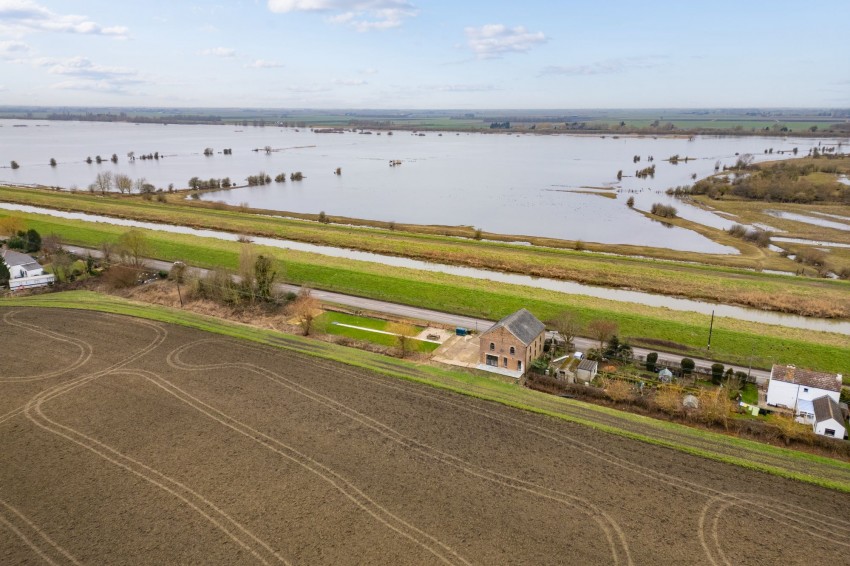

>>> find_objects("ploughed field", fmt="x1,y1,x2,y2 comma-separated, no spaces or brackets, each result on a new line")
1,308,848,565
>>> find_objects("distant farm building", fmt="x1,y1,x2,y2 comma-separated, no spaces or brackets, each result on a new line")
1,249,55,291
576,359,599,383
478,309,545,379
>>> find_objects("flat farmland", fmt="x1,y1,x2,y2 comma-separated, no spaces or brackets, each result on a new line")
1,308,849,565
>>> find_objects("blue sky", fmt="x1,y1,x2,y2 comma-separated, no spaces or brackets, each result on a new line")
1,0,848,108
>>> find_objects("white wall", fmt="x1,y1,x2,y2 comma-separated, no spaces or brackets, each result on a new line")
815,419,847,439
798,387,840,404
766,380,799,408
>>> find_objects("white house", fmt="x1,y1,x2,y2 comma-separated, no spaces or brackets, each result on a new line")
812,395,847,439
1,249,55,291
765,364,842,417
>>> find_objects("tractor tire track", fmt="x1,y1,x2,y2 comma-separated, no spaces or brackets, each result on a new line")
0,498,81,566
169,340,632,566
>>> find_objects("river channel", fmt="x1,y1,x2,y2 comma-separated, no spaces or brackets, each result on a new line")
3,119,846,252
3,201,848,336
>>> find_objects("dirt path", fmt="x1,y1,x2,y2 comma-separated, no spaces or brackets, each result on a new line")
1,307,848,565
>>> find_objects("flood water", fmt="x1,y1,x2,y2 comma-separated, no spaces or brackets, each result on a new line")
3,120,846,252
3,201,849,335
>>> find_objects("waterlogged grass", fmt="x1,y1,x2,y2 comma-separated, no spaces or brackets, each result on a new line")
3,292,849,493
2,208,849,373
4,185,850,319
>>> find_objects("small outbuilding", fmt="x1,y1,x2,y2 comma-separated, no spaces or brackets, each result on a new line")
576,359,598,383
658,368,674,383
812,395,847,440
477,308,545,378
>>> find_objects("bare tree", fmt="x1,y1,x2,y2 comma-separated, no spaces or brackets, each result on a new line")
289,288,320,335
117,230,150,268
99,241,116,265
387,322,418,358
549,310,582,352
94,171,113,195
114,173,133,194
587,319,618,352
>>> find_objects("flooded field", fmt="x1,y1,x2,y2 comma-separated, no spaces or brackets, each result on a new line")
1,119,845,251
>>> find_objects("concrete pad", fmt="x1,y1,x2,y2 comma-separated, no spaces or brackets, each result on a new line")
431,335,480,368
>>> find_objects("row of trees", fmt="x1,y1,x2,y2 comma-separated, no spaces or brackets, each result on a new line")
188,176,232,190
89,172,156,195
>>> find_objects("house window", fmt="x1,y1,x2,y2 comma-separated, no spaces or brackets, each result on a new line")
825,429,836,437
802,387,809,392
503,357,508,367
509,346,515,355
485,354,498,367
489,342,495,351
517,360,522,370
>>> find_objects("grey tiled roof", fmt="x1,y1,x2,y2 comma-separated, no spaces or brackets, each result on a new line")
770,364,842,393
1,249,40,268
483,308,545,345
577,359,598,372
813,395,845,425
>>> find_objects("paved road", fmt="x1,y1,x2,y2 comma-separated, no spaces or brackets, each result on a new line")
66,245,772,382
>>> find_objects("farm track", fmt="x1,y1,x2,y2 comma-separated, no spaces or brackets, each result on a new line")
1,307,849,565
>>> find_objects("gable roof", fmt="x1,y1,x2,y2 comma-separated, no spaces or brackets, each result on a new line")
482,308,545,345
1,249,41,269
770,364,842,393
813,395,845,425
577,359,598,372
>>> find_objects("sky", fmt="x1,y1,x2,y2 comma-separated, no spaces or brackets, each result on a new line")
0,0,848,109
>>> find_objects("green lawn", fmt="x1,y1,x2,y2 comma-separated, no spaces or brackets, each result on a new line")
314,311,438,353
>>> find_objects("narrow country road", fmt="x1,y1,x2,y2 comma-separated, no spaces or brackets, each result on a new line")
64,245,772,382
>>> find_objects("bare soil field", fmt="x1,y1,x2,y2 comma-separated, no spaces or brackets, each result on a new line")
2,307,849,565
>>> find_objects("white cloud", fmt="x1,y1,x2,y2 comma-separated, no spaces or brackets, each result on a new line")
541,56,666,76
246,59,283,68
0,39,30,60
432,83,498,93
333,78,367,86
199,47,236,58
38,56,143,93
267,0,417,31
0,0,128,38
360,67,378,75
465,24,547,59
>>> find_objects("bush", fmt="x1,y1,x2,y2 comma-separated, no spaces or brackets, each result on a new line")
650,203,677,218
604,378,636,403
711,363,725,385
645,352,658,372
102,265,141,289
654,385,684,415
680,358,695,375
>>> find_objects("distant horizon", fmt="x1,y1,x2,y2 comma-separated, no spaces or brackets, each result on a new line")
2,105,848,113
1,1,848,108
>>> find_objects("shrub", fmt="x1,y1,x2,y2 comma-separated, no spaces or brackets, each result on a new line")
680,358,695,375
10,160,19,169
604,378,636,403
650,203,677,218
654,385,684,415
102,265,140,289
711,363,725,385
645,352,658,372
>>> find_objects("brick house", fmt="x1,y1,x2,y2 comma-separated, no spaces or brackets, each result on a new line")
478,309,545,378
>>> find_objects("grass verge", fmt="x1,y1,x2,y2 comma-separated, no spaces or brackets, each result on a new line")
3,291,849,493
2,207,849,374
3,185,849,318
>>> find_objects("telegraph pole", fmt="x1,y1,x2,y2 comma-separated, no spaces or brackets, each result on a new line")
707,310,715,350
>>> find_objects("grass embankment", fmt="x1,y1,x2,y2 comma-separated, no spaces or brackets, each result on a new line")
3,208,849,375
3,185,849,318
3,292,849,492
314,311,439,353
